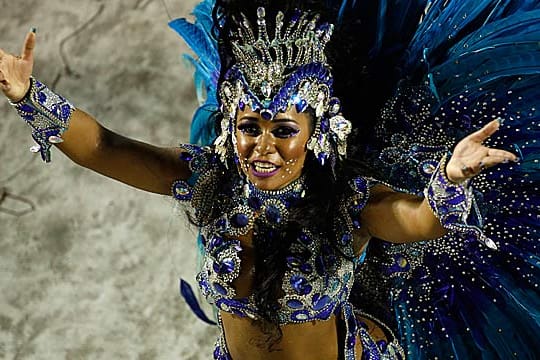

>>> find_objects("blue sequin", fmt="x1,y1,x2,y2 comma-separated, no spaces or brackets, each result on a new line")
231,213,249,227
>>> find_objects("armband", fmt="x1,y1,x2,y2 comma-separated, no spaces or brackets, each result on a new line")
10,77,74,162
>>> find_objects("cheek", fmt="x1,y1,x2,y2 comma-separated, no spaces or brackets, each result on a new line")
280,135,309,168
235,132,253,158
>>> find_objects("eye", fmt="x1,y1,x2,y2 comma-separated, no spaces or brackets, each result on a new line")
272,126,300,138
237,123,261,136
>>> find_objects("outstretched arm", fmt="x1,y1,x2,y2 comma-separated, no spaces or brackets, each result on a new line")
1,30,191,195
360,119,518,244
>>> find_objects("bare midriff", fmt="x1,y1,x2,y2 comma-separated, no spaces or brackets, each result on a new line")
221,311,362,360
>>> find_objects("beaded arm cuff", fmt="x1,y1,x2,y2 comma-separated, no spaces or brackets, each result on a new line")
9,77,75,162
424,153,498,250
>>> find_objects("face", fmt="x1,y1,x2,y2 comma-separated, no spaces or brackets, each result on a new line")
235,106,312,190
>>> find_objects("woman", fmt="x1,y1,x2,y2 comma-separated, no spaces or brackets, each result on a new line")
1,0,538,358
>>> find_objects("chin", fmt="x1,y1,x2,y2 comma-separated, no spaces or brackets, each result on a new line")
249,175,298,191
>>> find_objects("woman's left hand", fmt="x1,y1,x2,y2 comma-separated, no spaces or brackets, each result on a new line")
446,119,519,183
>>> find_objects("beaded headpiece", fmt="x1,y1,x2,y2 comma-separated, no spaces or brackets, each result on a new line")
214,7,352,167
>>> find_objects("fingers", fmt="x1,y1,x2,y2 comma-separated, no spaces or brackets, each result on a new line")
487,148,519,161
460,153,518,177
469,118,501,143
21,28,36,61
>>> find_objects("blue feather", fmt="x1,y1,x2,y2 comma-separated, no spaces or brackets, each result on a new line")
180,279,217,325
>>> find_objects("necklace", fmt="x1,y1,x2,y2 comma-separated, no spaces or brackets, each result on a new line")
224,175,307,237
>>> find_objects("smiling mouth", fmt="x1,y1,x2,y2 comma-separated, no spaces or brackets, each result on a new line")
251,161,280,178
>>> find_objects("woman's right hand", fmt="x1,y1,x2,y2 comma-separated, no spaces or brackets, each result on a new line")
0,29,36,103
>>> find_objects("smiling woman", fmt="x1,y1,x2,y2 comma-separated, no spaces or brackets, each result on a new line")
1,0,539,359
236,107,311,190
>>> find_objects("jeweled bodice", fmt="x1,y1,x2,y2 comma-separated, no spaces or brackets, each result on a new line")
172,144,372,324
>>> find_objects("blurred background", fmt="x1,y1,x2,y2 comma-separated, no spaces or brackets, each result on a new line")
0,0,219,359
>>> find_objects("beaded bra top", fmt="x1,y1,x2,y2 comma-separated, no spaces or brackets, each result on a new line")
173,145,372,324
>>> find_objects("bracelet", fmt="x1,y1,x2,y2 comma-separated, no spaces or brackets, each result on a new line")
424,153,498,250
9,77,74,162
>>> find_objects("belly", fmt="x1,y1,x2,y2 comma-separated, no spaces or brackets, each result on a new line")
221,311,346,360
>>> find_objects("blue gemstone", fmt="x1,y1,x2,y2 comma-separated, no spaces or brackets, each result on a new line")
295,99,308,113
321,118,329,132
38,92,47,103
216,218,227,229
265,205,281,223
448,194,465,205
261,109,273,120
354,177,366,190
446,185,457,196
247,196,263,210
340,233,352,245
61,104,71,119
173,181,192,200
317,306,333,319
231,213,249,228
291,310,309,321
300,263,313,274
347,335,356,348
198,279,210,292
290,275,312,295
213,282,227,295
445,214,459,223
347,316,357,330
312,294,331,310
20,104,34,113
299,232,312,245
210,236,223,249
377,340,388,352
286,299,304,309
214,258,235,274
317,152,327,166
238,100,246,111
286,256,301,268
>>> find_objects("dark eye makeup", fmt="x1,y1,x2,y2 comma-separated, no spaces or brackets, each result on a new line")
237,122,261,136
272,126,300,138
237,122,300,138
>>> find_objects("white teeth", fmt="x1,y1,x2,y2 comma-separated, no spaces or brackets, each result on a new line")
253,161,277,173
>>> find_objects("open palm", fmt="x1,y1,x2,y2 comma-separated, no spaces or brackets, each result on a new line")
0,30,35,102
446,119,519,183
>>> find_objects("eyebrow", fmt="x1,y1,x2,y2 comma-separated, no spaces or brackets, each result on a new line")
238,115,299,124
273,117,299,124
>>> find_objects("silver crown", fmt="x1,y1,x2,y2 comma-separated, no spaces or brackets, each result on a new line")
230,7,334,100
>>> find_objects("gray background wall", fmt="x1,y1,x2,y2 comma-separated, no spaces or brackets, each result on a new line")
0,0,219,359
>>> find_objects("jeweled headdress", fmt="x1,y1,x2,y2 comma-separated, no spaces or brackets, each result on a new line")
215,7,352,167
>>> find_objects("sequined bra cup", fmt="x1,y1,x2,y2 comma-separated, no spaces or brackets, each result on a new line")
172,145,372,324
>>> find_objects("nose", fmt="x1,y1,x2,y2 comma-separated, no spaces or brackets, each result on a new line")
255,132,274,155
